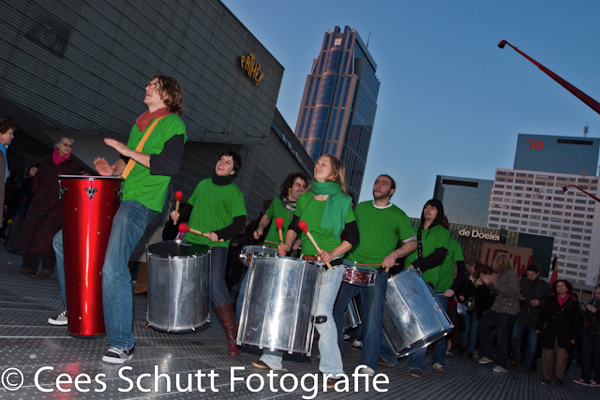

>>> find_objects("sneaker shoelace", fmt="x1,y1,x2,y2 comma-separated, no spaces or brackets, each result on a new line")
108,347,124,356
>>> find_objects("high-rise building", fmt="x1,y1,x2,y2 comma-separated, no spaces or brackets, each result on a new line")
514,134,600,176
433,176,494,227
294,25,380,200
487,169,600,286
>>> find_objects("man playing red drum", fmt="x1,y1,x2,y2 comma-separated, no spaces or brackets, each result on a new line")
50,75,186,365
333,174,416,376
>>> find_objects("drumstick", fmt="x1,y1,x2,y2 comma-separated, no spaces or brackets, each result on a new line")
178,223,224,242
297,220,332,270
264,240,280,245
173,191,183,225
357,263,399,267
275,217,284,247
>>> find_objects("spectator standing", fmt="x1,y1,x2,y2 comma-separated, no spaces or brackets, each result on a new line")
574,284,600,387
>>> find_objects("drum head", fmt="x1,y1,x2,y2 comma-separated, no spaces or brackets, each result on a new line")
147,240,209,258
243,245,279,254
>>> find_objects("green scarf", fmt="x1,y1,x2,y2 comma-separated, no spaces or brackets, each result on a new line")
311,181,352,239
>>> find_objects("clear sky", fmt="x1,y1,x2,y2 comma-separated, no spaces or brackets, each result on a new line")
222,0,600,218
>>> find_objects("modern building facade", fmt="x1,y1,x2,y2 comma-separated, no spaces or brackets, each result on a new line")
1,0,313,219
487,169,600,286
294,25,380,200
433,175,494,227
514,134,600,176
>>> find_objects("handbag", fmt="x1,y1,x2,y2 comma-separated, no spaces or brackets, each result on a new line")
466,296,475,312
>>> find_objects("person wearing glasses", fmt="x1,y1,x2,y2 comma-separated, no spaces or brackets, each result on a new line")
50,75,186,365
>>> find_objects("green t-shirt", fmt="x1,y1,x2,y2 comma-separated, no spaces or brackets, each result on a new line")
405,224,450,288
347,201,415,267
294,191,355,255
263,199,295,248
437,237,465,292
184,179,247,248
122,114,186,212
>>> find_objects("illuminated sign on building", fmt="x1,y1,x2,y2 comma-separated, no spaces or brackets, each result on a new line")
240,53,264,85
459,229,500,241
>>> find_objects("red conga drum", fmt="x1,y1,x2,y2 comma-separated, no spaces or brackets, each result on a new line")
59,175,123,337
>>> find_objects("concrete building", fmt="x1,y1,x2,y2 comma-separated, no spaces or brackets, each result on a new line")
294,25,380,200
0,0,313,219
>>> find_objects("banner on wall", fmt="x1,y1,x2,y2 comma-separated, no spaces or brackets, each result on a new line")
481,243,533,277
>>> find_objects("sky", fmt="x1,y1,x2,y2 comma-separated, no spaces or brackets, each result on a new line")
222,0,600,218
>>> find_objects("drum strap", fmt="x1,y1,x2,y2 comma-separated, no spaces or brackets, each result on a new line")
121,116,166,179
417,228,441,290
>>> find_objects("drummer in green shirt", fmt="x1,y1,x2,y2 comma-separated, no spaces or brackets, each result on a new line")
171,151,246,358
235,172,309,319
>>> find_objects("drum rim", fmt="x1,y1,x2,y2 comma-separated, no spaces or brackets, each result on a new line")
147,240,210,258
58,175,124,180
242,245,280,253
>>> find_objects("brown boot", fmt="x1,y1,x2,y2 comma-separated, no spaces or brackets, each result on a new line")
38,268,54,277
215,304,241,357
19,268,36,275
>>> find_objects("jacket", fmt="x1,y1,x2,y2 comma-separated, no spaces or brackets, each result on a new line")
488,269,519,315
536,295,583,350
516,277,552,327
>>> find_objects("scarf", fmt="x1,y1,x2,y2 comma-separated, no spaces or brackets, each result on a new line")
557,294,570,307
136,108,170,132
470,274,484,287
52,149,71,165
211,172,235,186
281,197,297,211
310,181,351,239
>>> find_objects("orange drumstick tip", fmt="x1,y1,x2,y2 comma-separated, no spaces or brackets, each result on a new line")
178,223,190,233
275,217,284,230
298,220,308,232
175,191,183,201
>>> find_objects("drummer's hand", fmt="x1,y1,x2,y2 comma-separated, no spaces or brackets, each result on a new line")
318,249,334,263
253,229,263,240
104,138,132,157
407,264,415,270
170,210,180,222
207,232,219,242
292,239,302,250
278,243,290,256
443,289,454,297
382,254,396,269
94,157,114,176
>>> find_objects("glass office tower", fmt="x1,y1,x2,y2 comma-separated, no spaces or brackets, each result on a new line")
433,176,494,227
294,25,380,200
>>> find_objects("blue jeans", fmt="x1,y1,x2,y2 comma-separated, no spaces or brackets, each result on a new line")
478,309,515,369
581,332,600,383
53,231,67,309
261,264,345,375
461,312,478,354
407,294,449,371
209,246,232,307
333,269,389,373
236,266,249,320
511,319,537,370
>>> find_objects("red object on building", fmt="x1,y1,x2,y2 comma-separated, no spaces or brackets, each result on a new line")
59,175,123,337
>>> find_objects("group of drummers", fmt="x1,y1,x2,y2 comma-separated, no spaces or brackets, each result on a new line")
45,75,458,388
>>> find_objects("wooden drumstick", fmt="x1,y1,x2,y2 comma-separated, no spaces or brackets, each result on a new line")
357,263,399,267
173,190,183,225
264,240,280,245
275,217,284,248
178,223,224,242
297,220,332,270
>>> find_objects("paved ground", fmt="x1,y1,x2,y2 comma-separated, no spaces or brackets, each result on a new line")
0,245,597,399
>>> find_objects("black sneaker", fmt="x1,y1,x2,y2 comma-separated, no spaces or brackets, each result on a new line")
102,346,134,364
48,311,68,326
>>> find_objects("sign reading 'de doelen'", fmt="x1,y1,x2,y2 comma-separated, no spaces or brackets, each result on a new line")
459,229,500,241
240,53,264,85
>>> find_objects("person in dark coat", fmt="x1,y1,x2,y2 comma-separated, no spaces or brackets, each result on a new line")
17,137,78,276
5,165,38,252
535,279,583,386
0,119,17,228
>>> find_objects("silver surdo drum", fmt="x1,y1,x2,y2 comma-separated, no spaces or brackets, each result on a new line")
237,256,321,355
343,297,362,331
146,241,210,333
342,260,377,287
239,245,279,267
382,269,453,357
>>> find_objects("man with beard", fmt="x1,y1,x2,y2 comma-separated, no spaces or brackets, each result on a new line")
333,174,416,376
236,172,309,319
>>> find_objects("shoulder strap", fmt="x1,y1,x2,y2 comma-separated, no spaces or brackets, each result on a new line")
121,116,165,179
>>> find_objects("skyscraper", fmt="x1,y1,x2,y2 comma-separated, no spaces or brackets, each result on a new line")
433,175,494,227
294,25,380,199
514,134,600,176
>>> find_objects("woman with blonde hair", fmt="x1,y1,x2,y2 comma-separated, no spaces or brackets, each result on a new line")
252,154,358,389
477,254,519,373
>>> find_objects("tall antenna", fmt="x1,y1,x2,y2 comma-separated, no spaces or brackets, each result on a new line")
366,32,371,47
584,123,589,137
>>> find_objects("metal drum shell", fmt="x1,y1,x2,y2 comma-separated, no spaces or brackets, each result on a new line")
237,256,321,355
239,245,279,266
343,297,361,331
59,175,123,337
382,269,454,357
341,259,377,287
146,241,211,333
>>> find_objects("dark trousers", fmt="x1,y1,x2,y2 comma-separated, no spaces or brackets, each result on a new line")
477,309,515,369
581,332,600,383
22,253,55,271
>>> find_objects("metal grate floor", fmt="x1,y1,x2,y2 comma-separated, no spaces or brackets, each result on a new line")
0,246,596,399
